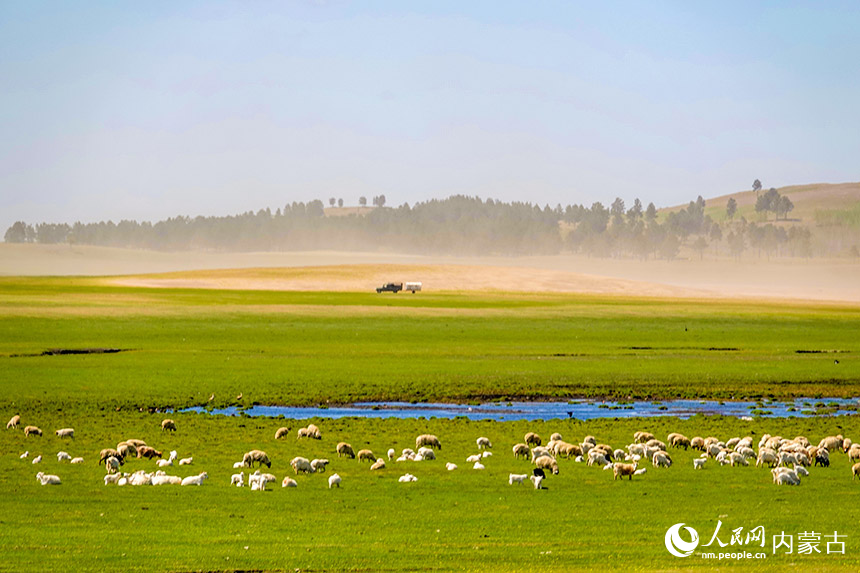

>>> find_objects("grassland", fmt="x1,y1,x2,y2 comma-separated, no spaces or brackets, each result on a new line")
2,275,860,571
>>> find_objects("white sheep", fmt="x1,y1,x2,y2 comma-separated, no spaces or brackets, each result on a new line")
634,468,647,476
128,471,152,486
290,456,313,474
794,464,809,477
387,448,395,460
477,437,492,449
398,473,418,483
529,475,544,490
328,473,342,488
55,428,74,439
32,455,42,465
465,453,482,463
417,447,436,460
181,472,209,486
310,459,330,473
693,458,706,470
282,476,297,488
156,459,173,468
233,461,245,469
230,472,245,487
36,472,61,485
179,457,193,466
57,452,71,462
151,475,182,485
370,458,386,471
70,457,84,464
19,451,28,459
508,473,528,485
481,451,492,459
652,451,672,468
104,473,124,485
472,461,485,470
445,462,457,471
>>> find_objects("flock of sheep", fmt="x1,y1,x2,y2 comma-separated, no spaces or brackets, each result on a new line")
7,413,859,492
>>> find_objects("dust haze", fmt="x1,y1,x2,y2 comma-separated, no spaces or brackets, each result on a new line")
2,243,858,304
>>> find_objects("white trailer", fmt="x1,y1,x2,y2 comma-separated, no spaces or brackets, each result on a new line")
404,282,422,293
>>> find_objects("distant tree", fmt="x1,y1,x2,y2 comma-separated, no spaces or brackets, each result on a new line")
755,188,780,220
338,198,344,208
329,198,336,207
692,236,708,260
610,197,626,227
377,194,386,208
645,202,658,224
776,195,794,220
4,221,34,243
726,197,737,220
727,231,745,260
659,234,680,260
709,223,723,245
627,198,643,224
359,196,367,207
752,179,762,195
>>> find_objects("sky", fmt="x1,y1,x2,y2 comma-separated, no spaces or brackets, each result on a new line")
1,1,859,232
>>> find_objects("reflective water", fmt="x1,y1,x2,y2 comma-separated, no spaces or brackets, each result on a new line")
183,397,859,421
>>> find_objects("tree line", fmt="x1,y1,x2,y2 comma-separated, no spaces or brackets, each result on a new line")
0,192,827,259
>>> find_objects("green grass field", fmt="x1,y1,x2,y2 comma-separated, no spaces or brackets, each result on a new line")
2,275,860,571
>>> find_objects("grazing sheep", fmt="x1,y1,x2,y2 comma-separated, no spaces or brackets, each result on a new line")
613,462,638,480
772,468,800,486
99,448,122,465
104,456,122,474
669,435,691,450
794,464,809,477
370,458,386,471
398,473,418,483
274,427,291,440
23,425,42,437
472,461,485,470
476,437,492,449
652,451,672,468
282,476,297,488
125,438,147,448
179,457,193,466
690,437,705,451
181,472,209,486
311,459,330,473
852,462,860,480
509,473,528,485
693,458,706,470
297,424,322,440
819,435,844,452
445,462,457,471
417,447,437,460
534,455,560,475
138,446,163,460
387,448,395,460
116,443,137,459
550,432,563,442
161,419,177,432
6,415,20,429
557,443,583,459
512,443,530,459
729,452,749,467
243,450,271,468
524,432,542,447
357,449,376,462
32,455,42,465
70,457,84,464
634,431,655,443
57,451,71,462
336,442,356,459
55,428,74,439
230,472,245,487
613,449,626,461
36,472,61,485
328,473,342,488
756,448,778,468
415,434,442,450
290,457,313,474
529,475,544,490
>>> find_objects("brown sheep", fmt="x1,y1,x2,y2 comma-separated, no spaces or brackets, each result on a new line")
138,446,163,460
23,425,42,437
116,442,138,459
524,432,542,447
274,427,291,440
415,434,442,450
669,435,691,450
6,415,20,429
512,443,530,459
534,454,559,475
634,431,655,443
357,449,376,462
690,437,705,451
99,448,122,465
161,419,177,432
336,442,355,458
125,438,147,448
243,449,271,468
614,462,637,480
558,443,583,459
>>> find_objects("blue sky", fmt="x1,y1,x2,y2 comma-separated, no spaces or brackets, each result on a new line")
1,1,858,231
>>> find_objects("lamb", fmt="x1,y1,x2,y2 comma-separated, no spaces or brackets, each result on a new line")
634,468,647,476
32,455,42,464
613,462,638,480
472,461,485,470
23,425,42,437
105,456,122,474
512,443,530,459
415,434,442,450
357,449,376,462
534,455,560,475
311,459,330,473
243,450,271,468
231,472,245,487
370,458,386,471
57,451,71,462
652,452,672,468
104,472,124,485
445,462,457,471
179,457,193,466
282,476,297,488
19,451,28,459
328,473,342,488
529,475,544,490
398,473,418,483
70,457,84,464
693,458,706,470
274,426,291,440
161,419,177,432
156,458,173,468
36,472,61,485
55,428,74,439
477,437,492,449
466,453,482,463
794,464,809,477
290,457,313,474
151,475,182,485
6,415,20,429
509,473,528,485
524,432,542,447
417,447,437,460
336,442,356,459
181,472,209,486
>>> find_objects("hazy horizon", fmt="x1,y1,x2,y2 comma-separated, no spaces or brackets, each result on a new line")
2,2,859,233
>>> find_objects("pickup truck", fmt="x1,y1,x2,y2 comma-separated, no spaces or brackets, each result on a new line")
376,282,403,293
